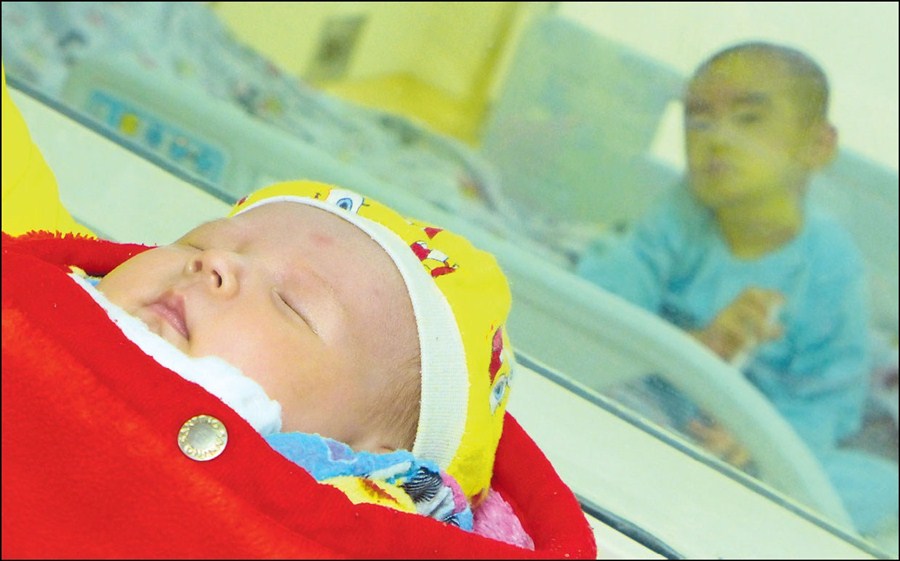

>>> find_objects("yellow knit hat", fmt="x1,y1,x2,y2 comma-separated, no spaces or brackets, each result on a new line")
230,180,515,500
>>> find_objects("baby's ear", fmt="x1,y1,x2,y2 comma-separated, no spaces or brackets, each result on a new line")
803,121,838,170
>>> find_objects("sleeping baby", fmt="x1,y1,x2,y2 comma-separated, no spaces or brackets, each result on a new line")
86,180,523,535
2,61,596,558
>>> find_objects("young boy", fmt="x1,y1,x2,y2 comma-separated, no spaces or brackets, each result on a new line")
1,65,596,558
576,42,898,536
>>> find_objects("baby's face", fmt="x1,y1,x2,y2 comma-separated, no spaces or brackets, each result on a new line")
97,202,418,452
684,52,829,210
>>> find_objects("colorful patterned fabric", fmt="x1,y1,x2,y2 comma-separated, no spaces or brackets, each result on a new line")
266,432,473,529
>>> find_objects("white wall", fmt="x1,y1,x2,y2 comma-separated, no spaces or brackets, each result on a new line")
558,2,899,174
213,2,513,100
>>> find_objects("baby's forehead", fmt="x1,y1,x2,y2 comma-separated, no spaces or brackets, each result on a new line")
231,201,375,241
179,202,390,274
234,201,401,275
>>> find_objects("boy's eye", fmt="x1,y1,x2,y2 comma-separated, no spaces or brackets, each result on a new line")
685,115,712,131
734,111,763,125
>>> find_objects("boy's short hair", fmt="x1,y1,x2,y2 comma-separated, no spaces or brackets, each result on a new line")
695,41,831,124
230,181,516,501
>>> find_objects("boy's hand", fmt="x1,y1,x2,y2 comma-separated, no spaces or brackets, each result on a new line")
687,419,752,470
692,288,785,364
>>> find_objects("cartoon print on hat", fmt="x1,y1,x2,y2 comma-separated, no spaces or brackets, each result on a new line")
410,240,458,278
489,326,512,414
229,180,514,500
323,189,367,213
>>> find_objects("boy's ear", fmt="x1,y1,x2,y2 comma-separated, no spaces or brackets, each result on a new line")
804,122,838,170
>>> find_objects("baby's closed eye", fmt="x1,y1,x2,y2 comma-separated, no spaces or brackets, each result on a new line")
274,288,319,335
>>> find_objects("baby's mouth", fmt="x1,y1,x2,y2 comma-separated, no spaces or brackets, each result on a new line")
148,292,189,341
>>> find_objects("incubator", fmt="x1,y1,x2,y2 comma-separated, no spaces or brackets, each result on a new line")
3,3,897,558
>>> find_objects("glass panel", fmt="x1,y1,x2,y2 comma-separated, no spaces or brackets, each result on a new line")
488,3,898,553
3,2,896,556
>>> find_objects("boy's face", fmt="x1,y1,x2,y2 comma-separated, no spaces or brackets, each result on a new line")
97,202,418,452
684,52,833,210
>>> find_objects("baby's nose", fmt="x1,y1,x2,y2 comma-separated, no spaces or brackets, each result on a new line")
187,249,240,297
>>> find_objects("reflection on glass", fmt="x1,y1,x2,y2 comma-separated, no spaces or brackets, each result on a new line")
481,6,897,554
2,1,897,556
576,41,898,540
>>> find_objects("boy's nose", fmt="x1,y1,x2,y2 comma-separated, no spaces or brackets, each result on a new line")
689,123,734,156
185,249,240,298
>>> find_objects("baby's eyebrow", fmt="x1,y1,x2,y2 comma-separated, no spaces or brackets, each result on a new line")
178,218,228,243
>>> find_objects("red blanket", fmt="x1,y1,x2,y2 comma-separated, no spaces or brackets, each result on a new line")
2,232,597,559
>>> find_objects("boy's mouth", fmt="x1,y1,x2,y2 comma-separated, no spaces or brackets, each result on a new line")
148,292,189,341
702,159,733,175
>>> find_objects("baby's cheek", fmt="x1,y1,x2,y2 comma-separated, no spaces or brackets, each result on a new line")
203,325,295,389
97,265,144,309
99,248,176,302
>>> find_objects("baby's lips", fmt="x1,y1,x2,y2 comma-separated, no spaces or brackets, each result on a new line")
150,292,189,341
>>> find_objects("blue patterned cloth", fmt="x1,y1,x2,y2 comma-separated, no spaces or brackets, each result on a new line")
265,432,473,530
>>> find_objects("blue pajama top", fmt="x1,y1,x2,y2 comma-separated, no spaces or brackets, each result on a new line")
576,184,872,451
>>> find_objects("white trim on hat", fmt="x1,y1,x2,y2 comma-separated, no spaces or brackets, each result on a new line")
234,196,468,469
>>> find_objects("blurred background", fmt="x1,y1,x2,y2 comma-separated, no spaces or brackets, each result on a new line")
3,2,897,556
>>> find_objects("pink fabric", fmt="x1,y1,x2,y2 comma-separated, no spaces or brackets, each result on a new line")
473,488,536,550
